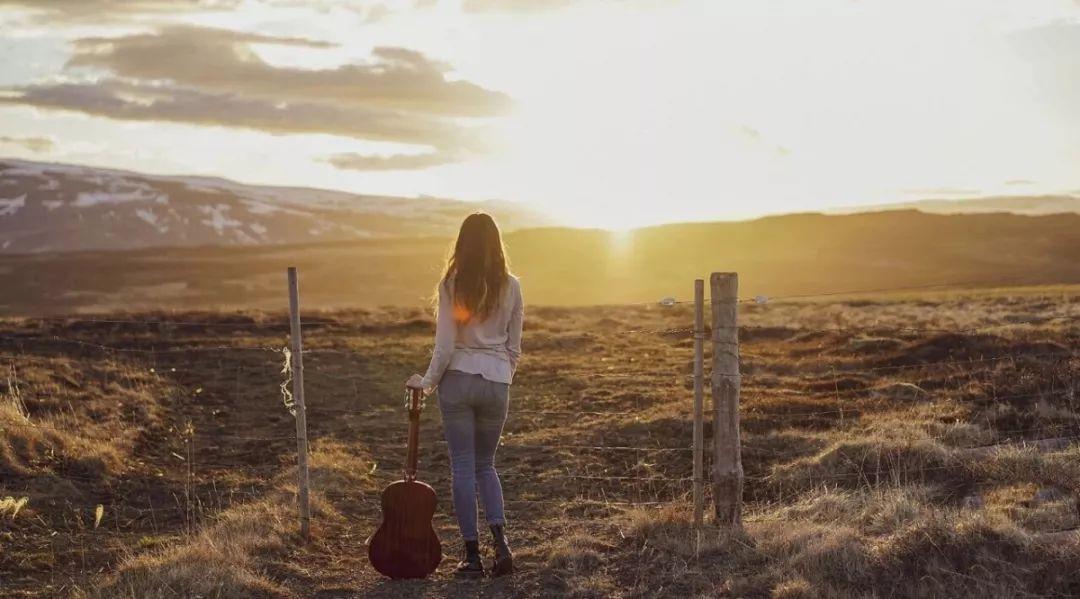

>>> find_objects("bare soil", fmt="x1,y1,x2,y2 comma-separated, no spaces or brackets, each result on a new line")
1,287,1078,597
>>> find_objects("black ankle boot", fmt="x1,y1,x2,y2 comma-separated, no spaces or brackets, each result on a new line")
455,540,484,578
489,524,514,577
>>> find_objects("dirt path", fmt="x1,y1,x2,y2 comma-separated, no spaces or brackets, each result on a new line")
261,320,694,598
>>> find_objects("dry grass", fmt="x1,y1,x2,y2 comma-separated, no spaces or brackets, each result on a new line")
621,502,1080,598
1,286,1078,596
97,499,297,599
93,440,375,598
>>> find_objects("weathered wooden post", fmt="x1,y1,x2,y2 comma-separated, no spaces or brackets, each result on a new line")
287,267,312,541
692,279,705,529
710,272,743,527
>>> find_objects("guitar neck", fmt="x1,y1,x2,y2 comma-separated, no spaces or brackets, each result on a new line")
405,412,420,480
404,388,422,481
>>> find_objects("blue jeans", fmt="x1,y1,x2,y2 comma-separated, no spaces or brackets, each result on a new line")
437,369,509,541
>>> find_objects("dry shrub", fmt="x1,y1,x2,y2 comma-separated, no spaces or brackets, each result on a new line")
754,521,870,589
0,495,29,518
546,533,610,572
621,496,1080,597
625,507,701,558
963,446,1080,494
623,507,766,597
771,577,814,599
95,442,368,599
561,575,618,599
772,485,936,536
983,483,1080,533
306,438,376,492
744,430,831,464
870,513,1080,597
0,405,123,483
767,437,956,496
98,498,296,599
622,507,866,597
544,533,619,599
933,421,996,447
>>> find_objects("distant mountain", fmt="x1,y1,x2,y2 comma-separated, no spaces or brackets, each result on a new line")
0,158,551,253
829,195,1080,216
2,209,1077,314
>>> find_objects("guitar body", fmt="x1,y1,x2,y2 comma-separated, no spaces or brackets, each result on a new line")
368,387,442,579
368,480,442,579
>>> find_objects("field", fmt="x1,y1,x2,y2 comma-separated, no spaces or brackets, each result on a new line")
1,286,1079,597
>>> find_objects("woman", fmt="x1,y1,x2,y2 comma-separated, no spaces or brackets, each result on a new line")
406,212,523,578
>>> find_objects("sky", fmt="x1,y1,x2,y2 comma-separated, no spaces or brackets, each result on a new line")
0,0,1078,229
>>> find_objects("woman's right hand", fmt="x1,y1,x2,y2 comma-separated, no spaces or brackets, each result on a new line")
405,373,425,391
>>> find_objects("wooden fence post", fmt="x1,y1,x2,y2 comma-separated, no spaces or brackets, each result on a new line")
692,279,705,530
287,267,312,541
710,272,743,527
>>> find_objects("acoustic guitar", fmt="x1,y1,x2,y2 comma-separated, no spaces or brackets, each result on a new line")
368,387,442,579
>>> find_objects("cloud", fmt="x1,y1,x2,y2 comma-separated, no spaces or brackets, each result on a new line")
0,0,418,25
67,26,511,117
462,0,580,12
0,0,240,20
0,25,510,170
461,0,657,12
0,135,55,153
1004,179,1035,186
902,187,981,196
72,27,337,49
0,80,479,150
324,150,461,171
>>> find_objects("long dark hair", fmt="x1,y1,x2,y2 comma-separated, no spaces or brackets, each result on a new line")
439,212,510,323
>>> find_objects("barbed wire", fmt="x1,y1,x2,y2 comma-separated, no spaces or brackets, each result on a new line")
0,334,284,355
735,276,1062,303
0,419,297,443
12,429,1076,493
739,426,1080,459
4,315,341,329
606,316,1075,338
746,389,1077,420
358,436,694,453
1,284,1075,558
300,384,1073,421
1,313,1073,364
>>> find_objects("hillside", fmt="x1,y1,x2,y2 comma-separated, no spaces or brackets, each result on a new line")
0,209,1077,315
829,194,1080,216
0,158,549,253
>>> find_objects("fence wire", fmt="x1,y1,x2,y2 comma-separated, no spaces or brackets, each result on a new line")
1,281,1076,559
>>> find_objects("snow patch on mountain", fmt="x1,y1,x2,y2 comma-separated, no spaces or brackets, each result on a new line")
0,194,26,216
242,198,305,216
198,204,242,235
135,208,169,234
0,157,552,253
74,187,166,207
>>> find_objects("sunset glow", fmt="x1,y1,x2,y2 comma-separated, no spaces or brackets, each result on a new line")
1,0,1078,229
